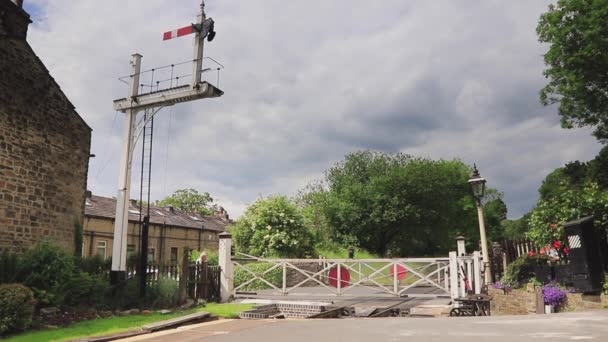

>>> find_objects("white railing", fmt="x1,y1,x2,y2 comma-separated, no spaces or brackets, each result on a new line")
218,234,484,302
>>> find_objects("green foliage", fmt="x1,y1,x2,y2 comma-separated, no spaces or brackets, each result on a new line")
234,263,282,291
231,196,314,258
501,214,530,240
0,284,36,335
76,255,110,276
501,255,549,288
483,195,508,241
537,0,608,141
299,151,496,256
317,246,378,259
152,278,180,308
74,221,83,257
587,145,608,190
0,250,20,284
526,182,608,247
58,272,110,308
18,241,76,305
603,274,608,295
189,250,219,266
157,189,215,215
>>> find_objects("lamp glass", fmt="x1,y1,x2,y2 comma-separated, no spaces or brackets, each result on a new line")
469,178,486,199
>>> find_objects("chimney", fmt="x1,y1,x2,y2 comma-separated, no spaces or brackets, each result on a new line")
129,199,138,207
216,206,229,221
164,205,174,213
85,190,92,199
1,0,32,39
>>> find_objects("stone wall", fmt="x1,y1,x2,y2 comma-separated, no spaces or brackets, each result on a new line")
489,286,539,315
562,293,608,312
0,0,92,253
490,286,608,315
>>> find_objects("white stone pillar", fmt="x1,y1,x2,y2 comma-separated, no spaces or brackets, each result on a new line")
218,232,233,302
449,251,459,300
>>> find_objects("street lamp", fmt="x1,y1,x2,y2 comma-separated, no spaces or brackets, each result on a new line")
468,164,492,285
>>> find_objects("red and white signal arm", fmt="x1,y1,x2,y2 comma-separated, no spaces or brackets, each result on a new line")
163,25,194,41
162,18,215,42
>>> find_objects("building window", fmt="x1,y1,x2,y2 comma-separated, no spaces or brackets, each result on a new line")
170,247,178,264
127,244,136,258
209,234,213,240
147,248,155,262
96,240,107,259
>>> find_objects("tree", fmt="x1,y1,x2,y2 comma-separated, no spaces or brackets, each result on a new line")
231,196,314,258
501,214,530,240
526,182,608,248
537,0,608,140
587,145,608,189
300,151,503,256
156,189,214,215
483,196,508,241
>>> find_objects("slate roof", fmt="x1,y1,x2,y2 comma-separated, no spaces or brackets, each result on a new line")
85,195,229,232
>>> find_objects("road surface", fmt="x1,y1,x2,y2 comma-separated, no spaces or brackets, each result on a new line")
119,310,608,342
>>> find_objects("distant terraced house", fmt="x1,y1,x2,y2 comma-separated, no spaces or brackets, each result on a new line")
83,192,230,264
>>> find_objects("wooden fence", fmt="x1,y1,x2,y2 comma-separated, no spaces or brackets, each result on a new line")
491,239,536,281
127,261,221,302
188,263,221,302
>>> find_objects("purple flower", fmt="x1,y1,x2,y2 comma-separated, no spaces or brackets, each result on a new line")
543,283,568,306
492,282,512,290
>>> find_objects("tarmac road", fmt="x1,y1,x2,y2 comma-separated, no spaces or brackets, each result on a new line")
119,310,608,342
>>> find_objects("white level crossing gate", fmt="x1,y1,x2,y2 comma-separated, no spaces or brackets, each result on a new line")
218,234,484,301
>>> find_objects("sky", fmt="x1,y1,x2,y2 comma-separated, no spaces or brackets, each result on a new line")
23,0,602,219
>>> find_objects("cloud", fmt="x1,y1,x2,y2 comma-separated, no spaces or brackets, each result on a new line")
25,0,601,219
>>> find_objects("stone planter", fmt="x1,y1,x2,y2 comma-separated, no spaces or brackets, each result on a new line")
544,305,554,314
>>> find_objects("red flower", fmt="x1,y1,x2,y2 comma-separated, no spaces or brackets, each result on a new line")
539,248,546,255
550,223,557,229
528,250,536,257
563,247,569,255
553,240,561,249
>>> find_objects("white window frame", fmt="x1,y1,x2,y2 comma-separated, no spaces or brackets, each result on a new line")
97,240,107,259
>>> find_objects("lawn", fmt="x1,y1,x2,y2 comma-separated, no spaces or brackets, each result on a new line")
5,303,254,342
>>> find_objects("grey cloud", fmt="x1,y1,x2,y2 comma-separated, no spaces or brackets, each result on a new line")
26,0,602,218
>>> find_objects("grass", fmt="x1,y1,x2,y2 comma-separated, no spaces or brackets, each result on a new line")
5,303,254,342
317,247,378,260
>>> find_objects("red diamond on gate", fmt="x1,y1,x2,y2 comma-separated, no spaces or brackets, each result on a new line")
390,264,407,280
328,266,350,288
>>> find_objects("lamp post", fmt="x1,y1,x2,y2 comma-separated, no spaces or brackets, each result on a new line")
468,164,492,285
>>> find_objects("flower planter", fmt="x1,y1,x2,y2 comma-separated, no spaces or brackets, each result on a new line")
544,304,554,314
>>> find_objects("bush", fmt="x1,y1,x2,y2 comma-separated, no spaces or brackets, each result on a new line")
109,277,141,310
0,284,36,335
19,240,76,292
153,277,180,308
76,255,110,276
58,272,111,308
501,255,549,288
0,250,20,284
190,249,219,266
234,262,282,291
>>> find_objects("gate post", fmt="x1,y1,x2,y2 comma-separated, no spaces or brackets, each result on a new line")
218,232,234,302
449,251,459,300
473,251,481,294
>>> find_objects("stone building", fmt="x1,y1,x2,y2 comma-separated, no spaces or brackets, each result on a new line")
0,0,92,252
83,192,230,264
